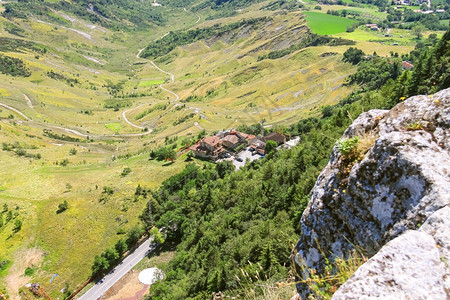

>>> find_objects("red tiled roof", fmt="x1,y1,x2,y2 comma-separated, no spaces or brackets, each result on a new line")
402,61,414,69
236,131,248,138
261,132,285,144
190,143,206,152
203,136,221,147
222,135,239,144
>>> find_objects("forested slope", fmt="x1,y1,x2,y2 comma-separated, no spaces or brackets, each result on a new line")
140,25,449,299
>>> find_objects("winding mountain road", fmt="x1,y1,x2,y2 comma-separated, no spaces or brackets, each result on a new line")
1,42,181,139
0,100,154,139
122,103,149,129
2,6,207,141
120,45,180,129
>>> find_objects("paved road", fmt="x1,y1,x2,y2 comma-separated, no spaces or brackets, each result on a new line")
78,237,155,300
122,44,180,130
0,46,180,138
0,102,155,139
122,103,149,129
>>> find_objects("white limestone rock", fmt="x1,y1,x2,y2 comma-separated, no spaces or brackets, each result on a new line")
332,229,447,299
292,88,450,298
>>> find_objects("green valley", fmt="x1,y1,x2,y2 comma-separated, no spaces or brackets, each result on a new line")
0,0,448,299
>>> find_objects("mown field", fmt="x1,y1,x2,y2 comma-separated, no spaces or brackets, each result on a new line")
303,11,358,35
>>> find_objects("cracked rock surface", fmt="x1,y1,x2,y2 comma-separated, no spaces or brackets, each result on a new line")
292,89,450,299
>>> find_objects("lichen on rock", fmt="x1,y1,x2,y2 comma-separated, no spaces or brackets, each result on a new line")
292,88,450,299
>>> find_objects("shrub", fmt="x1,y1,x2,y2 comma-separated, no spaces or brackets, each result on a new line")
24,267,35,276
337,136,359,157
13,219,22,232
120,167,131,177
337,134,376,178
57,200,69,213
59,159,69,166
342,47,365,65
404,121,424,131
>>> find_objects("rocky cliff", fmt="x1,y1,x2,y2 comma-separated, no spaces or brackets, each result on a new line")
292,88,450,299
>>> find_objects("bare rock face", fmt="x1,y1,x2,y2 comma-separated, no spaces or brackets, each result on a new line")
333,207,450,300
292,88,450,298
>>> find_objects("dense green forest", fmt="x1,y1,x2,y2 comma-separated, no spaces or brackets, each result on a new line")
136,26,449,299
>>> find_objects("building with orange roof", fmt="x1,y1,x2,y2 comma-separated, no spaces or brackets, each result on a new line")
189,136,225,160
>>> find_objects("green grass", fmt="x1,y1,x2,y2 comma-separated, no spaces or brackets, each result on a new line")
105,123,122,132
139,79,165,87
303,12,358,35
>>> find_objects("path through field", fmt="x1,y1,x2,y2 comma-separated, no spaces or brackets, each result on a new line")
1,40,180,139
121,45,180,129
23,94,33,109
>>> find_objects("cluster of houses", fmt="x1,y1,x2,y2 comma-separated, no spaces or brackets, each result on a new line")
189,130,286,160
366,24,380,31
394,0,427,6
412,9,446,14
393,1,447,14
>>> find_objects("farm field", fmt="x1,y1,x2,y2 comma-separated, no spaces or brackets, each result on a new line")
303,12,358,35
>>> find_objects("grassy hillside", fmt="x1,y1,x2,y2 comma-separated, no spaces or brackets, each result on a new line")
0,0,439,298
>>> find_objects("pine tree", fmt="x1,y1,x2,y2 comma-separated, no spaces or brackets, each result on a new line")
418,53,436,94
434,26,450,60
260,244,279,277
391,70,411,105
407,56,424,97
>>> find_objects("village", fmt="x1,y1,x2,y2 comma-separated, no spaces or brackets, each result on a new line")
189,130,297,169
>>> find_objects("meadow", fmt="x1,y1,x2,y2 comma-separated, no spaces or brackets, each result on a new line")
303,12,358,35
138,79,165,87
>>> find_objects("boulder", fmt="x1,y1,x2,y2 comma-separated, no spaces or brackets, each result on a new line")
292,89,450,298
